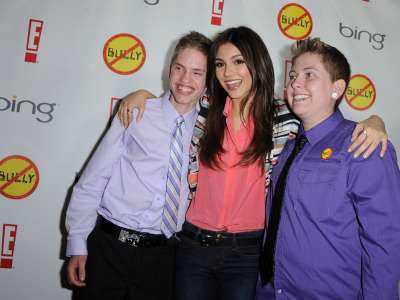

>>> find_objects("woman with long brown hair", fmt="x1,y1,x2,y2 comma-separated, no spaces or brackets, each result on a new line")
176,26,281,300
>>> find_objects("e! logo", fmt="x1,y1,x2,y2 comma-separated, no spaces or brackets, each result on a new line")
25,19,44,63
211,0,224,26
1,224,17,269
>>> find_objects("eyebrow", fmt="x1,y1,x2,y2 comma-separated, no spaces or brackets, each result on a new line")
174,62,206,73
302,66,318,71
215,54,243,61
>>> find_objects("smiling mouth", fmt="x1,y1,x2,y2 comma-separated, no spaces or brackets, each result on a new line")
176,84,194,94
224,79,242,90
293,94,309,102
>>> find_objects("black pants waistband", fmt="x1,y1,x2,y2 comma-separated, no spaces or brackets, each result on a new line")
98,216,168,248
180,222,263,247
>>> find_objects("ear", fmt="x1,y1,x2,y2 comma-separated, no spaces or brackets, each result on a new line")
332,79,346,99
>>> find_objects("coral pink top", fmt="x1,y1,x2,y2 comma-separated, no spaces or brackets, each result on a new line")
186,97,265,232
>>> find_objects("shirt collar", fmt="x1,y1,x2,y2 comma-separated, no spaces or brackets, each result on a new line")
223,96,250,125
223,96,232,117
300,110,344,145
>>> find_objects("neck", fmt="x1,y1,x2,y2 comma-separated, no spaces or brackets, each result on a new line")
231,97,251,120
169,96,196,115
231,96,251,132
303,111,335,131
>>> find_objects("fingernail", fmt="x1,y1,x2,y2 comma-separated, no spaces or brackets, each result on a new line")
353,153,359,158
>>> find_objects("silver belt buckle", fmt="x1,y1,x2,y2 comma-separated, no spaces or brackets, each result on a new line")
118,229,140,247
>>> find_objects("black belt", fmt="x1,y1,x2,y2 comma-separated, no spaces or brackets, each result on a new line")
180,222,263,247
98,216,168,248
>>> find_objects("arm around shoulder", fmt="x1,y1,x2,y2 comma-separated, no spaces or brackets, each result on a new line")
117,89,156,127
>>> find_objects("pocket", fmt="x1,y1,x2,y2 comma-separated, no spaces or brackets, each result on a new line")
294,160,341,220
297,158,340,183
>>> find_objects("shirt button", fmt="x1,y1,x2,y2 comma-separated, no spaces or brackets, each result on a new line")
277,289,282,294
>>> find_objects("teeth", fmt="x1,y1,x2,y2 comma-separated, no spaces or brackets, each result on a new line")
294,94,308,101
225,79,241,89
177,85,193,93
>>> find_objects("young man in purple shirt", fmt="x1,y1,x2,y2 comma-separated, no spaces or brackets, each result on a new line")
257,38,400,299
65,31,210,300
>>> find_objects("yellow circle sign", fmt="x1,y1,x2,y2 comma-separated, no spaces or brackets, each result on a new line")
103,33,146,75
0,155,39,200
277,3,313,40
345,74,376,111
321,148,333,160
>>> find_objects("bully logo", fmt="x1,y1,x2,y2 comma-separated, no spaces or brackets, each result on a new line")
277,3,313,40
345,74,376,111
1,224,17,269
0,155,40,200
25,19,44,63
0,95,56,123
211,0,224,26
103,33,146,75
339,22,385,50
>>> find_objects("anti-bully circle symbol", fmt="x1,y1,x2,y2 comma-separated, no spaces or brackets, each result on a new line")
103,33,146,75
0,155,40,200
345,74,376,111
277,3,313,40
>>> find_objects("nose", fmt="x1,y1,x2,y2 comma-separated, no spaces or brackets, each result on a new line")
180,69,191,83
223,63,233,77
290,76,302,89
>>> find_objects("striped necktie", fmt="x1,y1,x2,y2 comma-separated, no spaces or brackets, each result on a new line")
161,115,185,238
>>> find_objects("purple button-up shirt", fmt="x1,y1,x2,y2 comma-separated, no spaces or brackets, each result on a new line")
66,91,197,256
257,110,400,299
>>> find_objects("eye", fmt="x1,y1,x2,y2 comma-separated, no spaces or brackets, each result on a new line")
305,71,314,79
234,58,246,65
174,65,182,71
215,61,224,68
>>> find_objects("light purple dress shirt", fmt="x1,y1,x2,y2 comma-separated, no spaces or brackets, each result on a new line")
256,110,400,299
66,91,197,256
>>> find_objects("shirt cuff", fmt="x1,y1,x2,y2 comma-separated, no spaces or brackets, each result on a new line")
66,238,88,257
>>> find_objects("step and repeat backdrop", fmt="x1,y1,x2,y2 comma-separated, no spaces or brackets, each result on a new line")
1,0,399,299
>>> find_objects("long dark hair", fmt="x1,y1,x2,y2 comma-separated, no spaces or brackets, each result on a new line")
200,26,275,168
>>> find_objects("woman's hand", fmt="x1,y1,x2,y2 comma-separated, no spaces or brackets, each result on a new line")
117,90,155,128
348,115,388,158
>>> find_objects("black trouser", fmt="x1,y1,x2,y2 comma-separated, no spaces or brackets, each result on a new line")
83,225,175,300
175,222,263,300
